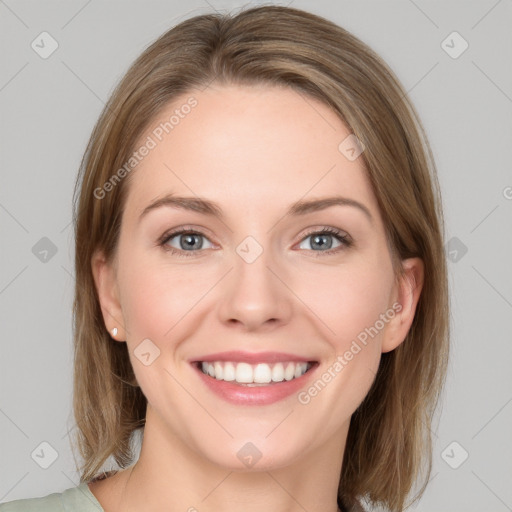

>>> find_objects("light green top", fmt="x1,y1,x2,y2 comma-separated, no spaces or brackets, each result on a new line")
0,483,104,512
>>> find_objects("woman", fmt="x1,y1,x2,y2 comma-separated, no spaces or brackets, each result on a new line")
0,5,448,512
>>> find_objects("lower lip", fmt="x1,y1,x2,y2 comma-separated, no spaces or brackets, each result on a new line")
192,363,318,406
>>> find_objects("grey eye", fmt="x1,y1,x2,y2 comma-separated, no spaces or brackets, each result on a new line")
166,232,214,251
299,233,343,251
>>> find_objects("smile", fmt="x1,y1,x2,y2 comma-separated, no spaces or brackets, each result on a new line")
198,361,312,386
190,351,319,405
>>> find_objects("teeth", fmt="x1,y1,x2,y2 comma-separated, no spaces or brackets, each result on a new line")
236,362,253,383
223,362,235,381
199,361,311,384
254,363,272,383
284,362,296,381
214,362,223,380
272,363,284,382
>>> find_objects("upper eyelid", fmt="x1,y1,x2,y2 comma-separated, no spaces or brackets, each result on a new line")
160,226,215,241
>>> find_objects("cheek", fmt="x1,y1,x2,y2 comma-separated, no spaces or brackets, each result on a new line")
116,256,208,403
293,259,395,348
118,246,215,337
116,251,221,384
293,265,395,423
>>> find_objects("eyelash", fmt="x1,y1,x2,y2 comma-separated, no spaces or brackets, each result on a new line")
158,226,352,258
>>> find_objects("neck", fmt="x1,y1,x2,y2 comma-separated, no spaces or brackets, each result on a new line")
111,406,348,512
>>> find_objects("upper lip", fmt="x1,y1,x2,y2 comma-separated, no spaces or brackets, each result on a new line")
190,351,316,364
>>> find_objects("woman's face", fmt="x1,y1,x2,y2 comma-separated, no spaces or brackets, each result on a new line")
94,84,421,471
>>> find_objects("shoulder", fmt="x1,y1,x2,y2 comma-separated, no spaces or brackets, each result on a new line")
0,482,103,512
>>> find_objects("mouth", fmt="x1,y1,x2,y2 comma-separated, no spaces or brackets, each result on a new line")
193,360,316,387
189,350,319,405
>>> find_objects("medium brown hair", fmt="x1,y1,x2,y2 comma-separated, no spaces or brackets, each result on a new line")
72,6,449,511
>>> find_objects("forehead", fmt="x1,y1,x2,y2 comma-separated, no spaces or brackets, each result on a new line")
123,84,378,221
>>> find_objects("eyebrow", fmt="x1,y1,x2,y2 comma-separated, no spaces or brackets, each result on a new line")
138,194,373,223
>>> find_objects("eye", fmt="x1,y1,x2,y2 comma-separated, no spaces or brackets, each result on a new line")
158,226,351,258
297,227,351,254
159,228,214,257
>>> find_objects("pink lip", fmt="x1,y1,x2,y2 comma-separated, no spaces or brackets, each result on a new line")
190,358,319,406
190,350,314,364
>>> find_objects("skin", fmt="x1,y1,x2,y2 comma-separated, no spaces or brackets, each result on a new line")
90,84,423,512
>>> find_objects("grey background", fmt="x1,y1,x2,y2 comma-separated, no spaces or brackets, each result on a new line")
1,0,511,510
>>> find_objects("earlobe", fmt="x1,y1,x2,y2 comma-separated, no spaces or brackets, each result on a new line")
91,250,126,341
381,257,424,353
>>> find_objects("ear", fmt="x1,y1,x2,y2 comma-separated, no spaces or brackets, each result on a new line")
381,257,424,353
91,249,127,342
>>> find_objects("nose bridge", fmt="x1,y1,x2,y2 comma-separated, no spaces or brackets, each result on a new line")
217,235,293,330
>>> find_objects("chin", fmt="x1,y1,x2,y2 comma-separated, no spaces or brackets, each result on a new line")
198,436,307,473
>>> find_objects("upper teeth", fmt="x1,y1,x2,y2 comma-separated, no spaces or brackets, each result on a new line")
200,361,310,384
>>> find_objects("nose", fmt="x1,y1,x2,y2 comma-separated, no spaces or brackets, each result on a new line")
217,246,293,332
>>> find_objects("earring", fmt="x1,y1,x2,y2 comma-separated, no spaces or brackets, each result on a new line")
111,327,118,337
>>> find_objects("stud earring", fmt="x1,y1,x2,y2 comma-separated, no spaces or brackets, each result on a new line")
111,327,118,337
